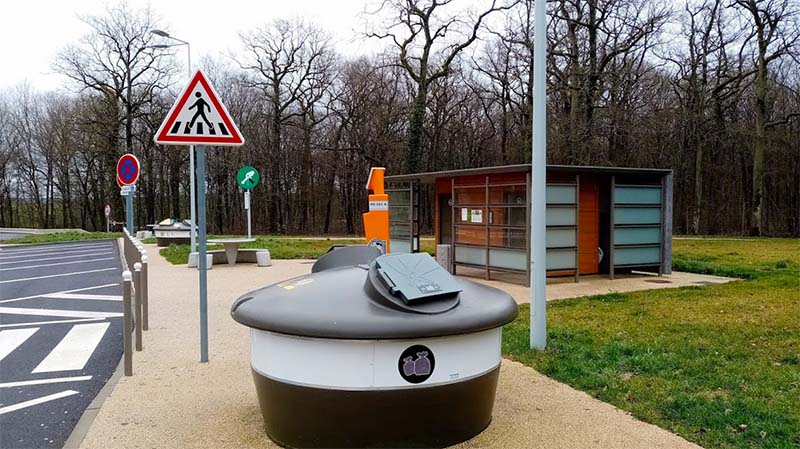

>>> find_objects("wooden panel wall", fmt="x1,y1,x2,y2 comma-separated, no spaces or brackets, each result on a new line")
578,175,600,274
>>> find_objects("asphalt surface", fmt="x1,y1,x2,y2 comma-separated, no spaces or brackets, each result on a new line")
0,240,123,449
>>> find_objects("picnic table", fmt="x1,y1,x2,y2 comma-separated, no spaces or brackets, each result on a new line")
207,238,257,265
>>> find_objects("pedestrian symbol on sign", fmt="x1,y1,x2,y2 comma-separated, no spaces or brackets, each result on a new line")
187,92,213,133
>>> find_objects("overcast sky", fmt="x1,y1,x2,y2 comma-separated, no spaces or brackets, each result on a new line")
0,0,390,91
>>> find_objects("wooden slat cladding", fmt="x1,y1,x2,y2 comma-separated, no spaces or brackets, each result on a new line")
578,175,600,274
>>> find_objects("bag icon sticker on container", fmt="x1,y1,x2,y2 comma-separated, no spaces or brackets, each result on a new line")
398,345,435,384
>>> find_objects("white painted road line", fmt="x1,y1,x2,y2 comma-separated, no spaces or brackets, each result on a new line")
0,250,114,265
0,307,122,319
0,282,119,304
41,293,122,301
0,375,92,389
0,241,111,253
0,328,39,362
0,251,113,266
0,267,117,284
0,247,112,261
0,318,104,329
0,241,113,255
0,390,79,415
33,322,110,373
0,257,116,272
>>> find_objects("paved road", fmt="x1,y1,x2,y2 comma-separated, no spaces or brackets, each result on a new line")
0,240,123,449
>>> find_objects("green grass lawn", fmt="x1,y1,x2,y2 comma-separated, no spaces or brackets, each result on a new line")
157,235,437,264
4,231,120,244
158,236,365,264
503,238,800,449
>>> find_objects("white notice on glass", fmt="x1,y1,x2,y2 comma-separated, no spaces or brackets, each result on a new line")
461,208,468,221
471,209,483,223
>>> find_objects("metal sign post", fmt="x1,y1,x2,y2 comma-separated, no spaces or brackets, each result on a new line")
196,145,209,362
126,193,134,232
244,190,251,239
530,0,548,350
154,70,245,363
236,166,259,240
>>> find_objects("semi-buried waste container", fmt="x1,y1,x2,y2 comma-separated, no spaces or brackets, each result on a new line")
231,248,518,448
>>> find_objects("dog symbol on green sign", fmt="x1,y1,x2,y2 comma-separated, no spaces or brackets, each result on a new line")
236,166,260,190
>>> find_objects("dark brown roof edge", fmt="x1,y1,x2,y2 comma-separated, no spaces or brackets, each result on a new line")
385,164,672,183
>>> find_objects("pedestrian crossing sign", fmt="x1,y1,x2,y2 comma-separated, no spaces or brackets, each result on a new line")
154,70,244,146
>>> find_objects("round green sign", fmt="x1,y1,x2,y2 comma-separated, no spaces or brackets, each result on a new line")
236,166,260,190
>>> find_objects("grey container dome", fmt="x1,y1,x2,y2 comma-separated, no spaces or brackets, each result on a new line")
231,251,518,340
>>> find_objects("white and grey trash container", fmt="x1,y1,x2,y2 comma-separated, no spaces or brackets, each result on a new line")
231,246,518,448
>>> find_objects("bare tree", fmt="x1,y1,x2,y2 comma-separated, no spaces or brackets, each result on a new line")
734,0,799,235
367,0,515,173
549,0,670,163
238,19,334,233
54,2,175,228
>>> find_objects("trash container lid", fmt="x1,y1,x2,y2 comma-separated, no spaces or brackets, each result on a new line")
231,252,518,339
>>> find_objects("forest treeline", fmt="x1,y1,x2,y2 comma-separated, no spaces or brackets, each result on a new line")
0,0,798,237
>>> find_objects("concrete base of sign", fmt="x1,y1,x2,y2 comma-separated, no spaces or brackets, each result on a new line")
187,249,272,266
251,366,499,448
135,230,153,239
188,253,213,270
256,250,271,267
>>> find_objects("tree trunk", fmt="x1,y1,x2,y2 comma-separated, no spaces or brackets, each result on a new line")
406,80,429,173
750,28,767,236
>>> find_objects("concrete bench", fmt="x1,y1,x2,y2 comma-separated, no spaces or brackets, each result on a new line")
188,249,271,267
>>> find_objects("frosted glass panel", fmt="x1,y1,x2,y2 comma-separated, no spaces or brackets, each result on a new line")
615,246,660,265
546,249,576,270
390,222,410,239
389,190,411,205
614,227,661,245
615,186,661,204
614,207,661,225
454,245,486,265
546,207,576,226
489,248,527,270
390,239,411,254
546,228,576,248
546,185,576,204
390,205,411,221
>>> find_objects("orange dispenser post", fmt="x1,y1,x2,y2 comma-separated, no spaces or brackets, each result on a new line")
363,167,390,252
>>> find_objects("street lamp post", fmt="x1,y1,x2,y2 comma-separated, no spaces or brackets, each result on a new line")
530,0,548,350
151,29,196,253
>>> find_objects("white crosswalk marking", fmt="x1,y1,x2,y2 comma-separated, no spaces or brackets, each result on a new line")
0,328,39,362
0,390,79,415
32,322,110,373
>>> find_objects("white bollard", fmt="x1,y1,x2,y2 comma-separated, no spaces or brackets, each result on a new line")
256,250,272,267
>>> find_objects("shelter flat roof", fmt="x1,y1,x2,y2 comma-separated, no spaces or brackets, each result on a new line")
384,164,672,184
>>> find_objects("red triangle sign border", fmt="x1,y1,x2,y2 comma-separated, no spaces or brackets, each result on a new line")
154,70,244,146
